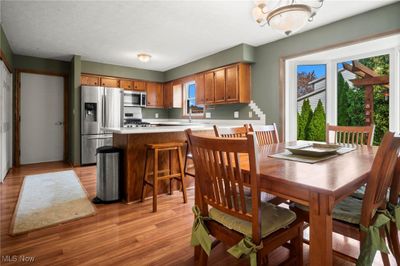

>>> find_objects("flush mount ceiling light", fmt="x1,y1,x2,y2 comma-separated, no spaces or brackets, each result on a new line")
252,0,324,36
137,53,152,63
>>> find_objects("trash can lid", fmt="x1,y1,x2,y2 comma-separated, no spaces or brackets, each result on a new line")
96,146,122,154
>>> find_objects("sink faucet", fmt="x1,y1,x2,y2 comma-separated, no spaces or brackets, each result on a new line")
189,106,192,123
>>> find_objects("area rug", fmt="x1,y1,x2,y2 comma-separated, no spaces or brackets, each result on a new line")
10,170,96,235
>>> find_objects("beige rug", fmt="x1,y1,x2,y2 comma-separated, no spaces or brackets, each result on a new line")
10,170,96,235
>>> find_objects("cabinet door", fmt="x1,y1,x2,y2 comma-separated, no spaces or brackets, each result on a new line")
100,77,119,87
81,75,100,86
146,82,163,108
120,80,134,90
214,69,226,103
225,65,239,102
195,73,205,105
133,80,146,91
163,82,173,108
204,72,214,104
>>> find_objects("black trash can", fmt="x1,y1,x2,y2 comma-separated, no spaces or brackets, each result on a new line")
92,146,122,204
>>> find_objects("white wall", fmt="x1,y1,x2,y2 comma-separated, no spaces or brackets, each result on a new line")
1,60,13,182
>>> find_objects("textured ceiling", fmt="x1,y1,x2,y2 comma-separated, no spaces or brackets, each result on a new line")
1,0,396,71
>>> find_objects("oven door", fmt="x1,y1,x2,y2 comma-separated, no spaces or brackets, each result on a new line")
124,92,141,106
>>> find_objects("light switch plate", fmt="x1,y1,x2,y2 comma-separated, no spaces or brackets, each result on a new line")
206,112,211,118
234,111,239,119
155,113,159,118
249,111,253,118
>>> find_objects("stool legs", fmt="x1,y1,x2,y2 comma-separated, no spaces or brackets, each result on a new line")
141,148,150,203
177,147,187,203
153,149,159,212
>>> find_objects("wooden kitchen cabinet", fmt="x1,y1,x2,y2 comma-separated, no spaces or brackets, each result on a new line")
195,73,205,105
225,65,239,102
214,69,226,103
146,82,163,108
81,75,100,86
100,77,120,88
204,72,215,104
163,82,173,108
120,79,134,90
133,80,146,91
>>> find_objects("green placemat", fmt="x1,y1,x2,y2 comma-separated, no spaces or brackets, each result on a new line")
269,146,356,164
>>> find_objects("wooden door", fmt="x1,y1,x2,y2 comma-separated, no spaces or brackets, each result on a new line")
204,72,214,104
214,69,225,103
81,75,100,86
120,79,134,90
100,77,119,87
163,82,173,108
147,82,163,108
225,65,239,102
133,80,146,91
195,73,205,105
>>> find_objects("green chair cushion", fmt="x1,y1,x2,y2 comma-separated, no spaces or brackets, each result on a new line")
296,196,363,224
352,184,366,200
209,198,296,238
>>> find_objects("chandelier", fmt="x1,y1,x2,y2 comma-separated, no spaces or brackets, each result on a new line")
252,0,324,36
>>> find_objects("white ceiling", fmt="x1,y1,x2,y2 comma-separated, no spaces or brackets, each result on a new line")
1,0,397,71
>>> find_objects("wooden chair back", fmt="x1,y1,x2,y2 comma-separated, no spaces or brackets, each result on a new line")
360,132,400,231
326,123,375,146
213,125,249,138
249,123,279,145
185,129,262,243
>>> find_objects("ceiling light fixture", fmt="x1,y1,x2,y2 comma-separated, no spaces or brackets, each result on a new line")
137,53,152,63
252,0,324,36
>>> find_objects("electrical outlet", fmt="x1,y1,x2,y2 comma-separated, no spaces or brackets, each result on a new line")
155,113,159,118
234,111,239,119
249,111,253,118
205,112,211,118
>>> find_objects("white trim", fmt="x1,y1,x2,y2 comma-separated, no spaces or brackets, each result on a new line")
182,80,204,117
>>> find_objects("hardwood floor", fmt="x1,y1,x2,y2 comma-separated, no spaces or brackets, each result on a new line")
0,163,396,265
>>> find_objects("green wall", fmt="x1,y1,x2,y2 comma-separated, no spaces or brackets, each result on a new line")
13,54,69,74
0,24,14,69
70,55,81,165
164,43,256,81
81,60,164,82
252,2,400,126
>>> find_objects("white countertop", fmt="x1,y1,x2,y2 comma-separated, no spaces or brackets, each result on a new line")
103,124,214,134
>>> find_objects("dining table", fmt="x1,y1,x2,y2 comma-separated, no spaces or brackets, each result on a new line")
194,141,377,266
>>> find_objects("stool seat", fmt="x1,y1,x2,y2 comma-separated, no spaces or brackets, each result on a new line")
141,142,187,212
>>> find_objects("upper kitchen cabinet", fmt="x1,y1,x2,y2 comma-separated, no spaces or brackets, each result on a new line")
225,64,239,102
163,82,173,108
120,79,134,90
100,77,120,88
204,72,215,104
214,69,226,103
146,82,164,108
164,81,182,109
133,80,146,91
194,73,205,105
81,75,100,86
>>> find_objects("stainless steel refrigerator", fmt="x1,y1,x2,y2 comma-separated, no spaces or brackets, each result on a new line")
81,86,123,165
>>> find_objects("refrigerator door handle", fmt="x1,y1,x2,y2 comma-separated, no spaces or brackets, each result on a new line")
102,93,106,129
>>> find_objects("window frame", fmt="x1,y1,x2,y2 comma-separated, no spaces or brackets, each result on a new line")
183,80,204,117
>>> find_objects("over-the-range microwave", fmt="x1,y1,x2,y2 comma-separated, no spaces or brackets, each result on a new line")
124,91,146,107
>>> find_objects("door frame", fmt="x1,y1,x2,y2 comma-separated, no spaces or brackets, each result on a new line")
15,69,69,166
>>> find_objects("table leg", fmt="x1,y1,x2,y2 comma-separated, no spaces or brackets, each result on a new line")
309,192,334,266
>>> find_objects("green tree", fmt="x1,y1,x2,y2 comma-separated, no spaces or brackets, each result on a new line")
337,73,350,126
297,99,313,140
308,100,326,141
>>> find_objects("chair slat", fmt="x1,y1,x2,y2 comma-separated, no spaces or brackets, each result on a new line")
326,124,375,146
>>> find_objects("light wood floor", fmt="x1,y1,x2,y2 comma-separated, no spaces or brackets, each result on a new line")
0,163,396,265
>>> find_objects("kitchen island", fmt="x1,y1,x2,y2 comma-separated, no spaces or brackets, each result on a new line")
109,125,214,203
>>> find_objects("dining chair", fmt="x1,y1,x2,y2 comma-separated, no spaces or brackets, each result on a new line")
248,123,279,145
326,123,375,146
387,157,400,265
292,132,400,265
213,124,249,138
214,124,282,204
186,129,304,265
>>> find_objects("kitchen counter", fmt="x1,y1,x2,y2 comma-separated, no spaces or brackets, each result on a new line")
104,124,213,134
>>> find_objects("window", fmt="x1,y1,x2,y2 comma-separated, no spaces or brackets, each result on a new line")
183,81,204,116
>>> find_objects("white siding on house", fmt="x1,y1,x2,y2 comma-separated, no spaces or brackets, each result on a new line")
297,78,326,113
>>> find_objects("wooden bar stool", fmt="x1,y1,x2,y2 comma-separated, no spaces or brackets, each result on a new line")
141,142,187,212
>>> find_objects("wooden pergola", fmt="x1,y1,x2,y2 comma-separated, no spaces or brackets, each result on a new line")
342,61,389,126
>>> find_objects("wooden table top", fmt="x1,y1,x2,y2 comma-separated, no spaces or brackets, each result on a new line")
241,141,378,202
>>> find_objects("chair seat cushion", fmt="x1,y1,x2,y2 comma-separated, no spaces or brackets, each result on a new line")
295,196,363,224
209,198,296,238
